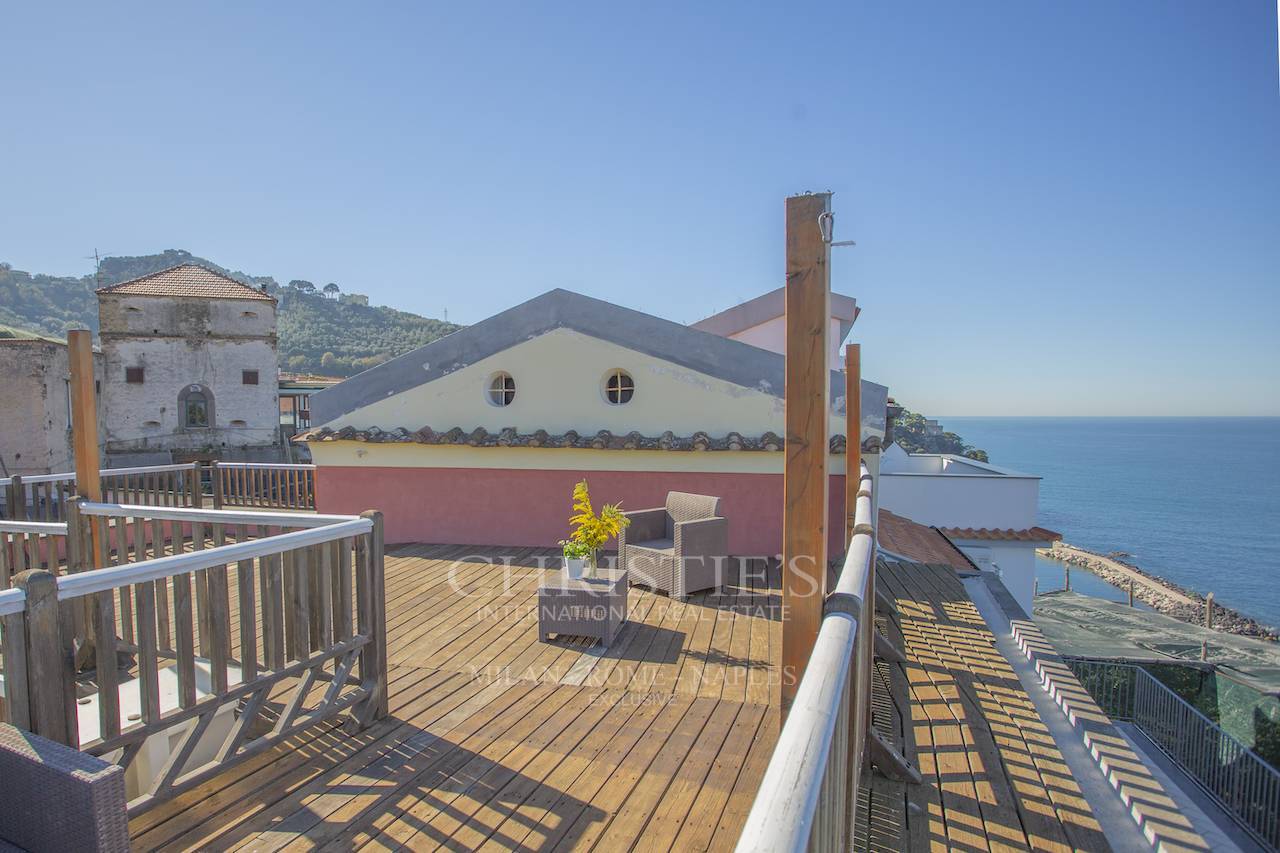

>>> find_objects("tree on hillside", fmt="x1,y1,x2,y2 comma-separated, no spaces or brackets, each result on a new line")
323,282,340,300
894,408,989,462
288,280,316,294
320,351,337,370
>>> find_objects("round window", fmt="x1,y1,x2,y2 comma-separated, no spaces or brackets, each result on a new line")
487,372,516,407
604,369,634,405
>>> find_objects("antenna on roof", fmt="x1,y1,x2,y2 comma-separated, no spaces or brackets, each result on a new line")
83,249,108,288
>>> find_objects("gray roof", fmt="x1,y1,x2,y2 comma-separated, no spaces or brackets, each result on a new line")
309,288,887,435
691,286,858,341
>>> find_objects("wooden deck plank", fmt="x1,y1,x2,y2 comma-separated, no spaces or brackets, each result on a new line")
125,545,1121,853
240,678,551,852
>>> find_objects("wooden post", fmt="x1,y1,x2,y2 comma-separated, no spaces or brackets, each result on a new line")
353,510,388,726
68,330,109,670
68,331,104,563
5,475,21,521
1205,592,1214,631
1064,564,1070,592
14,569,77,746
844,344,861,547
1128,577,1135,607
210,461,222,509
782,192,831,715
190,461,204,508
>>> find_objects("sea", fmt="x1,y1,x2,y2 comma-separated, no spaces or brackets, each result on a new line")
942,417,1280,630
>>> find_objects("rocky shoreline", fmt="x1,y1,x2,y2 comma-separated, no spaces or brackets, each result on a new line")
1039,542,1278,642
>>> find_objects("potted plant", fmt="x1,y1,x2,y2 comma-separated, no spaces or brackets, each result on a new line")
560,539,593,580
559,479,629,578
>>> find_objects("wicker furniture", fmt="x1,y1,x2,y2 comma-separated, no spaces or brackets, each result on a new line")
0,723,129,853
619,492,728,598
538,568,628,647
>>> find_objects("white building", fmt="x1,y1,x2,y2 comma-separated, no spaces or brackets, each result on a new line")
97,264,281,463
690,287,858,370
877,441,1058,612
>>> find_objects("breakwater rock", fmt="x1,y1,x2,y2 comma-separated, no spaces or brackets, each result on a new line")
1039,542,1278,642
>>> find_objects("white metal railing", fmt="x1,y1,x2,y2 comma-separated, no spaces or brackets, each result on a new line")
1068,657,1280,849
214,462,316,470
78,501,349,529
737,465,876,852
20,464,192,484
0,521,68,535
1,519,69,582
56,517,371,599
2,463,203,522
0,587,24,617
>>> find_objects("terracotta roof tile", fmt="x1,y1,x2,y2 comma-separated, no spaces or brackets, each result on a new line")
878,510,975,572
298,425,789,451
98,264,275,302
938,526,1061,542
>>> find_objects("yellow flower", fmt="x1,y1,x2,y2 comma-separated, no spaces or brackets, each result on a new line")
567,479,629,553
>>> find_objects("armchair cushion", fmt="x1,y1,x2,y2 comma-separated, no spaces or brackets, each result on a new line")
622,507,668,542
628,538,674,556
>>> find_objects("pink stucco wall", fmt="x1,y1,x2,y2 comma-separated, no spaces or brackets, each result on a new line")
316,466,849,558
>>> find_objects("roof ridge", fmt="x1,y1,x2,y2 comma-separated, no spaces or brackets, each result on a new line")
96,262,274,301
98,261,214,292
308,287,888,429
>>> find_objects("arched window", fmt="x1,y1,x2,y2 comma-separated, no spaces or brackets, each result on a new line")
178,384,215,430
487,372,516,407
604,369,634,405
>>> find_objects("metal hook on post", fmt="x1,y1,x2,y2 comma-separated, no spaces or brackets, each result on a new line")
818,211,834,244
818,210,856,247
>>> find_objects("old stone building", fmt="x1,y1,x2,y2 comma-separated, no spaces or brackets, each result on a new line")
0,337,105,476
97,264,280,462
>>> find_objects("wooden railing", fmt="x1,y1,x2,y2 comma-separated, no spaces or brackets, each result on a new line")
1,463,202,522
0,499,386,815
212,462,316,510
737,465,877,852
0,520,67,582
0,461,319,522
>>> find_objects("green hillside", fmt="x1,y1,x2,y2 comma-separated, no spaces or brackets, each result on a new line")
0,251,460,376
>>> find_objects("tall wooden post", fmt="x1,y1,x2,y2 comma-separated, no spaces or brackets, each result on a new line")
68,330,104,562
781,192,831,715
68,329,107,669
844,344,861,546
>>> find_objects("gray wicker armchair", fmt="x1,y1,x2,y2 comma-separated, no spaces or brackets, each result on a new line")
619,492,728,598
0,724,129,852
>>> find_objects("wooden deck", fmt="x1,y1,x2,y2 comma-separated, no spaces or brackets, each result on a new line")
126,546,1133,851
862,559,1114,852
128,545,781,851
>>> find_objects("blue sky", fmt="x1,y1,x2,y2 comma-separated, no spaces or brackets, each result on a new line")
2,2,1277,416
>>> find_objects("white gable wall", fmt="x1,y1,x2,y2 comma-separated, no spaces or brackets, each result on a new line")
323,327,851,440
725,316,849,370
